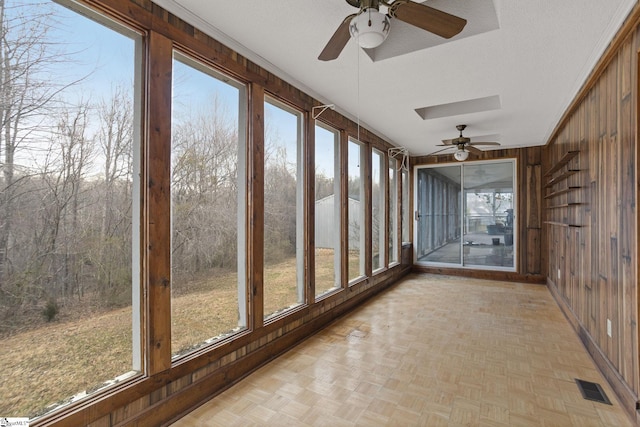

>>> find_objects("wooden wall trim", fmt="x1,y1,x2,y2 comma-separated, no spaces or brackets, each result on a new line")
636,42,640,409
412,265,545,284
146,30,173,375
548,279,640,426
306,112,316,303
38,262,409,427
249,83,265,328
364,144,373,277
384,152,390,267
339,130,349,287
120,268,410,426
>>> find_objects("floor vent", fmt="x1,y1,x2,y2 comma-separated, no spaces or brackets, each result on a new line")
575,379,612,405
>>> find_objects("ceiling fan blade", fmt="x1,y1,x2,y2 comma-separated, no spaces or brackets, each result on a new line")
318,14,356,61
468,142,500,146
427,146,454,156
440,139,454,145
465,145,483,155
390,1,467,39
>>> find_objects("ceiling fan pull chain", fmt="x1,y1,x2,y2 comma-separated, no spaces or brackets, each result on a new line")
356,33,360,142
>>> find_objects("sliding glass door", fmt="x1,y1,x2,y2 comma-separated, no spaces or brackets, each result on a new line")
414,160,516,270
415,165,462,264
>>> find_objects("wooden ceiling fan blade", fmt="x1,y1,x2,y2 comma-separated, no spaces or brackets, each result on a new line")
440,139,454,145
318,15,356,61
469,142,500,146
390,1,466,39
427,146,454,156
465,145,482,155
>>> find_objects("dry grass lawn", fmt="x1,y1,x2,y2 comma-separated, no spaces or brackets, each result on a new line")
0,251,351,418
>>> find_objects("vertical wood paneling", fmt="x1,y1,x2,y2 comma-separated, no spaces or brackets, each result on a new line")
526,148,542,274
619,41,636,389
544,14,640,420
526,164,541,228
305,112,316,303
340,130,349,287
146,30,173,374
249,83,265,327
364,144,373,277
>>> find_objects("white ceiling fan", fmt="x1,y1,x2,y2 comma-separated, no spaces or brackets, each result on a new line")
318,0,467,61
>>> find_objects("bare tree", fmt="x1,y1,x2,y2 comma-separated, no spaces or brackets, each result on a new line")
32,103,93,303
98,84,132,232
171,95,239,281
263,142,297,263
93,85,133,299
0,2,136,332
0,0,77,283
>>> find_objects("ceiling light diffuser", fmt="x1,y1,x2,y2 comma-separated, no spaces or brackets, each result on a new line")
349,8,390,49
454,149,469,161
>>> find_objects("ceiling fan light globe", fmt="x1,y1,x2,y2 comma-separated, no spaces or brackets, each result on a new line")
349,8,390,49
454,149,469,161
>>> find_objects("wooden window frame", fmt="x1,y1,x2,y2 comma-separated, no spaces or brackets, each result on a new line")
25,1,408,425
313,121,343,300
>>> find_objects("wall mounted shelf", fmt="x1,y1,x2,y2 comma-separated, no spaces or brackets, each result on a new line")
544,150,581,227
546,203,583,209
544,221,583,228
544,186,581,199
544,151,579,177
544,170,580,188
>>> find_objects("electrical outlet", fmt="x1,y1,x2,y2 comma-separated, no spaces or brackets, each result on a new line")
607,319,612,337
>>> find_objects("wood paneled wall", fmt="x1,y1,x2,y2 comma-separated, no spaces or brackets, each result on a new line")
33,1,411,426
411,147,544,284
544,3,640,422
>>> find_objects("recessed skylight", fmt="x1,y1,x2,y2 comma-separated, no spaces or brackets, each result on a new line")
415,95,501,120
365,0,500,62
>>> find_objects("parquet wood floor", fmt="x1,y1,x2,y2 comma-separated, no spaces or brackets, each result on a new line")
170,274,633,426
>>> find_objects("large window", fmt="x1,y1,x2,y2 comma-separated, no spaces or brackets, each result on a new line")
414,160,516,270
463,162,515,268
0,1,142,417
170,52,247,358
263,97,304,318
402,168,410,243
416,165,462,264
0,1,412,424
347,139,366,282
372,149,385,271
314,123,341,298
389,156,399,265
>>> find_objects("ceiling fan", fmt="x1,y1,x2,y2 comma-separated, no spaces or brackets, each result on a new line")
430,124,500,161
318,0,467,61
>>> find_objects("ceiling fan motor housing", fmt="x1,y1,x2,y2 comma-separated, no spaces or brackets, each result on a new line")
320,0,466,61
349,8,390,48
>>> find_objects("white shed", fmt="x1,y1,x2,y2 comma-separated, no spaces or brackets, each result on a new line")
315,194,361,250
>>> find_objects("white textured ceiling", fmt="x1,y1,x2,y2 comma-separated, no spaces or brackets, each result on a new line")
153,0,636,156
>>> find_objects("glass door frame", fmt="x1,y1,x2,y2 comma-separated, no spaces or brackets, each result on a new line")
413,158,517,272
